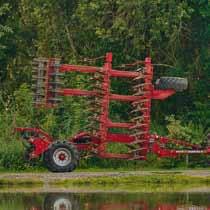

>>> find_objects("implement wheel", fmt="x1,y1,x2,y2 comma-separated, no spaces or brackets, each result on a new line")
43,141,79,172
155,77,188,92
44,193,79,210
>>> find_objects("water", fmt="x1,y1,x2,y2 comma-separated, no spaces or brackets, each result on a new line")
0,191,210,210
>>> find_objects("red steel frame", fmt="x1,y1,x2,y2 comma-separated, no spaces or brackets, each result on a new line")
15,52,210,160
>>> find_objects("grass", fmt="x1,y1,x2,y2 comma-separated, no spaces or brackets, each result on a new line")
54,174,210,186
50,174,210,192
0,171,209,192
49,174,210,192
0,178,42,186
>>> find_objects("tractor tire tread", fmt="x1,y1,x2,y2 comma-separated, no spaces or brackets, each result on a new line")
43,141,79,172
155,77,188,92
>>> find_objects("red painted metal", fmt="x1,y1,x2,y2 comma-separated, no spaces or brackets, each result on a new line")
97,52,112,157
15,127,53,142
152,89,176,100
60,64,100,73
110,94,145,102
155,135,201,149
29,137,51,158
107,133,134,143
110,69,140,78
107,121,133,129
61,89,97,97
15,127,52,158
15,52,208,164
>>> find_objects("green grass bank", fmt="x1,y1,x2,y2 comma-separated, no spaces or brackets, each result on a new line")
0,171,210,193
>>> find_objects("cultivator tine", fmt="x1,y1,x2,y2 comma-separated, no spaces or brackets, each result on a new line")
128,64,153,160
132,115,147,120
130,109,140,114
85,67,107,135
130,107,148,114
130,131,147,137
32,57,62,107
32,58,47,106
87,114,100,121
131,133,145,137
129,123,148,130
136,67,145,72
133,74,144,81
87,106,101,112
87,112,102,121
89,75,104,82
133,91,150,96
132,99,149,106
133,102,143,106
87,101,102,108
133,83,151,89
130,116,144,122
132,91,144,96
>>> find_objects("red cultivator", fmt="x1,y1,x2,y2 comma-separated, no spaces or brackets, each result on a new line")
15,53,210,172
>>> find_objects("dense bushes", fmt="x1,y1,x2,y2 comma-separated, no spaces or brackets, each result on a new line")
0,83,207,171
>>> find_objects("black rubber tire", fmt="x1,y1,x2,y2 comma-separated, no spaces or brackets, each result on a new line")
43,141,79,172
155,77,188,92
44,193,80,210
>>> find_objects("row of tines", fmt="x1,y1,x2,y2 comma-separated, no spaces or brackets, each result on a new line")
129,67,150,160
32,58,63,107
85,69,106,136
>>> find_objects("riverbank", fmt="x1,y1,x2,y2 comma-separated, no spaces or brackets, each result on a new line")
0,170,210,192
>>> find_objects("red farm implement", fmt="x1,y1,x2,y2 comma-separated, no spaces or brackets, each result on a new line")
15,52,210,172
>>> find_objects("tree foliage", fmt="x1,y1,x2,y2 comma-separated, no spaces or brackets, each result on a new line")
0,0,209,169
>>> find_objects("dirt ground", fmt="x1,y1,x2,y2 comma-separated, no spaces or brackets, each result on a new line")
0,169,210,182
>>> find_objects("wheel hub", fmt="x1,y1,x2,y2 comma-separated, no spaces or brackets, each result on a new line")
53,148,72,167
59,153,66,161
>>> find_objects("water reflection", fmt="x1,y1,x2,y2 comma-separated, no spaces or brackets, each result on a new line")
0,192,210,210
